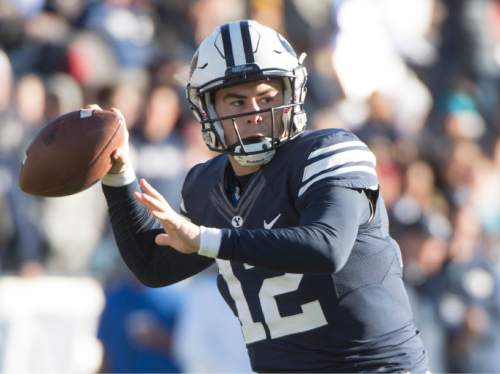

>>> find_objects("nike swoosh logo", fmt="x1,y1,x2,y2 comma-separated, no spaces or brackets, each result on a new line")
264,213,281,229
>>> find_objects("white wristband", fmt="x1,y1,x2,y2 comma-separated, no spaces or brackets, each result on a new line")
198,226,222,258
102,167,137,187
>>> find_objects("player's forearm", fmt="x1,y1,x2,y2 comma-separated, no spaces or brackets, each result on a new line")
103,180,162,284
103,181,213,286
204,187,369,273
218,223,356,273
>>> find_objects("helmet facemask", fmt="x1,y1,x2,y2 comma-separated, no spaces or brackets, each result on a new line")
206,101,297,167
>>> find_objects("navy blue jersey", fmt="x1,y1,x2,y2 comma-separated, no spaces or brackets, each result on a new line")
178,129,428,372
103,128,428,372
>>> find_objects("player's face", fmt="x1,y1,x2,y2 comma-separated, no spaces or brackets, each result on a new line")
214,79,285,147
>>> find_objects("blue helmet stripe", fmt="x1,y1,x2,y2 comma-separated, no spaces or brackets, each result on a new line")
221,24,235,67
240,20,254,64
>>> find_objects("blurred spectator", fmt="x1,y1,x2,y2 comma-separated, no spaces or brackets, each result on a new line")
44,72,84,120
443,83,486,143
440,207,500,372
150,2,194,59
284,0,333,55
400,221,448,372
305,42,343,117
250,0,284,34
15,73,46,132
372,141,403,209
82,0,156,68
470,155,500,240
98,271,182,373
0,160,45,276
102,69,149,130
187,0,245,45
0,49,45,276
463,0,500,130
132,84,186,209
355,91,399,144
442,140,484,207
67,31,119,89
392,160,450,238
39,184,107,273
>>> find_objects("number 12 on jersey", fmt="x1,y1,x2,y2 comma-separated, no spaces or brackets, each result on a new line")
216,259,328,344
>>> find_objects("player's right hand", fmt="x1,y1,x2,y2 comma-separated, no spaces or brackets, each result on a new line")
134,178,201,253
85,104,131,175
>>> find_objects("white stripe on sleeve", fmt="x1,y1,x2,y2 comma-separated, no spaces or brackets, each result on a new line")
303,149,376,182
298,165,377,197
307,140,366,160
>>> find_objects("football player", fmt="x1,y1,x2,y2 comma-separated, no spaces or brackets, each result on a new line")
100,20,429,372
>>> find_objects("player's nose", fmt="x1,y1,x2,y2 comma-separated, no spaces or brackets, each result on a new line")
246,114,263,125
246,98,263,125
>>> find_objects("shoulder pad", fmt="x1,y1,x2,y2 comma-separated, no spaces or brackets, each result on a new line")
296,129,378,198
181,155,226,216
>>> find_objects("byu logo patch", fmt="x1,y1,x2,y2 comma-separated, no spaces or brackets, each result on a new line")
231,215,244,228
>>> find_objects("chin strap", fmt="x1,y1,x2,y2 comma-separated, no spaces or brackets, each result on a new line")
233,139,276,166
234,150,276,166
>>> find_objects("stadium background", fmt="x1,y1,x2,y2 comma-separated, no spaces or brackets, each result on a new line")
1,0,500,372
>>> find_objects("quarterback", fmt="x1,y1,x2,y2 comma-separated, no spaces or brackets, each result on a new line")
100,20,429,372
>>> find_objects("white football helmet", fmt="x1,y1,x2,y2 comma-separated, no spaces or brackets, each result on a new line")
186,20,308,166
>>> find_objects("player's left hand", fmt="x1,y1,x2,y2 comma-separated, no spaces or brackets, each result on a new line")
134,178,201,254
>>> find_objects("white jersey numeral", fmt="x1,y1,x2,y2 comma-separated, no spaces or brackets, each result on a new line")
217,260,266,343
260,273,327,339
217,260,328,343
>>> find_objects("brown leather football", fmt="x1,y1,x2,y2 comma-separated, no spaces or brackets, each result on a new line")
19,108,125,197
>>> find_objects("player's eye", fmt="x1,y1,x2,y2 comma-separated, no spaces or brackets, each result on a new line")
259,91,280,106
260,97,275,105
229,99,245,108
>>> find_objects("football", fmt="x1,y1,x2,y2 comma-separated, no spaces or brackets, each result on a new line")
19,108,125,197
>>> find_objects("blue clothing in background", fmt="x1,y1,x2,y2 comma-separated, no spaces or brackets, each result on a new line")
97,275,182,373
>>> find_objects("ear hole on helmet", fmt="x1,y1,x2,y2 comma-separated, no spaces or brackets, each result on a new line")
204,91,226,149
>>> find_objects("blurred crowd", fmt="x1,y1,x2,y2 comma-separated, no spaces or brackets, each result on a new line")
0,0,500,372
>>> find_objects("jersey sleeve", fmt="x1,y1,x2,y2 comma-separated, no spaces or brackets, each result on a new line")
296,130,379,204
102,179,213,287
